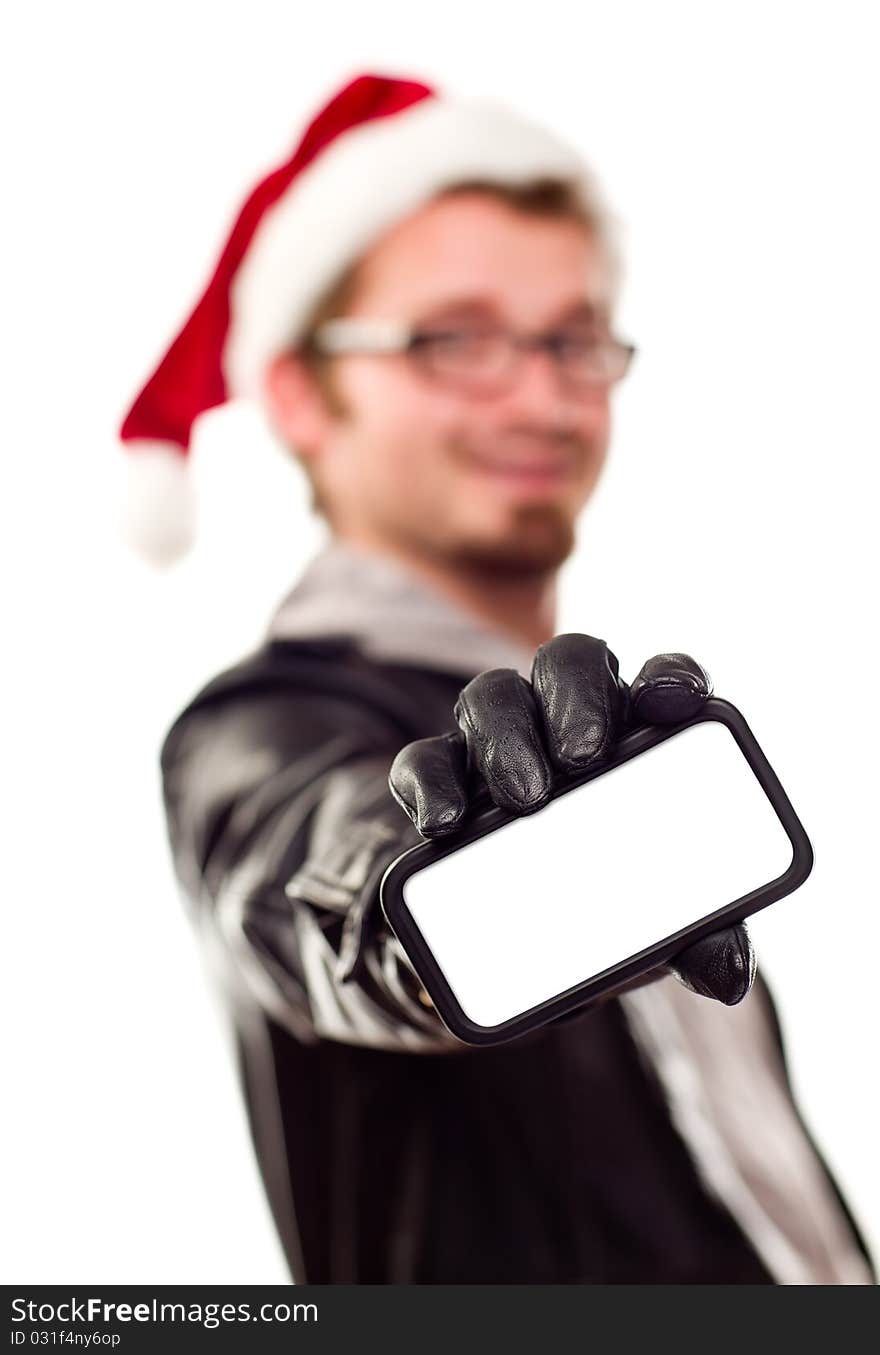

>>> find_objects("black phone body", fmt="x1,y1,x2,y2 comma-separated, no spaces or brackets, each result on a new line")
380,698,813,1046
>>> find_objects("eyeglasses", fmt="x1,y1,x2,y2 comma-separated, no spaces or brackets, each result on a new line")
307,317,636,396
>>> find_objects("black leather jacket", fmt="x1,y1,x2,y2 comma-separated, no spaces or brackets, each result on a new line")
160,635,872,1283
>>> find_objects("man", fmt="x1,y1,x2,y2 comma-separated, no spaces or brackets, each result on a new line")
124,74,873,1283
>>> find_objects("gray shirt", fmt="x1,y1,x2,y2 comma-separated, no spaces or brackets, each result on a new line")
268,536,872,1285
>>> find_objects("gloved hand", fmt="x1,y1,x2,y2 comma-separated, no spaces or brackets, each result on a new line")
388,632,756,1007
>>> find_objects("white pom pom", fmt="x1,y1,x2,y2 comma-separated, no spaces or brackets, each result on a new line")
119,441,197,566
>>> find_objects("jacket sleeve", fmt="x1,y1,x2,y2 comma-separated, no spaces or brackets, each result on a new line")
159,679,465,1053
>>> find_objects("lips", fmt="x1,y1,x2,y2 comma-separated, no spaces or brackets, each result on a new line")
463,447,577,483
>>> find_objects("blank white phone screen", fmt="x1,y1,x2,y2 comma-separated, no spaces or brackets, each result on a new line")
401,719,795,1028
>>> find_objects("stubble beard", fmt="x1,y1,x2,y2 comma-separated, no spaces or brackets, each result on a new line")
376,496,577,585
448,500,577,580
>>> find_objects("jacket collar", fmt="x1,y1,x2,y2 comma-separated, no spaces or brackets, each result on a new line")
267,538,535,680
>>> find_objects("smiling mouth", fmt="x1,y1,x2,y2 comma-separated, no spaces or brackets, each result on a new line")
463,448,577,481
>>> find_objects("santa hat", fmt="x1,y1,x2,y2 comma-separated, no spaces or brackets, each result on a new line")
119,72,610,564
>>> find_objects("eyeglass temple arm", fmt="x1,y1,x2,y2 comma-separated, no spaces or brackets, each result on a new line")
312,318,413,355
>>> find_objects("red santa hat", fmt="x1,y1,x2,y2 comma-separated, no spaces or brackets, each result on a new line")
119,72,610,564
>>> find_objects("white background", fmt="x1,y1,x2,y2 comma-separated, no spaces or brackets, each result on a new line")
3,1,878,1282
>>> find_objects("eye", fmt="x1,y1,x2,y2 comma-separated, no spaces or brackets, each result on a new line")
410,329,508,370
549,330,601,356
550,332,634,383
413,328,498,351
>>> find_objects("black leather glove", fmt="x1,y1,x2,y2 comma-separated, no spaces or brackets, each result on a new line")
388,632,756,1007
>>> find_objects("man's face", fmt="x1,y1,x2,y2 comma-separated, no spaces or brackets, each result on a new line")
283,193,619,576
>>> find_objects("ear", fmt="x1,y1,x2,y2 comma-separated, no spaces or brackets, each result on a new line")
262,352,332,458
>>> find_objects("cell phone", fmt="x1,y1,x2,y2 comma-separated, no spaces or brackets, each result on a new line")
380,697,813,1046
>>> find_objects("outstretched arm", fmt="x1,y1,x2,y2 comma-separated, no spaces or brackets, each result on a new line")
160,683,463,1051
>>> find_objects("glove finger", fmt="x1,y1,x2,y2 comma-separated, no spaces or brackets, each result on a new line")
629,652,713,726
389,730,469,837
531,633,626,772
667,922,756,1005
453,667,552,814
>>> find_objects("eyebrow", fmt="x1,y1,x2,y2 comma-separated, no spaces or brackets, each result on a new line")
555,299,611,325
415,296,611,325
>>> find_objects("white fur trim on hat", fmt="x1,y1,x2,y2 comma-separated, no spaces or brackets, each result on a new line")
224,96,608,399
119,441,197,567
